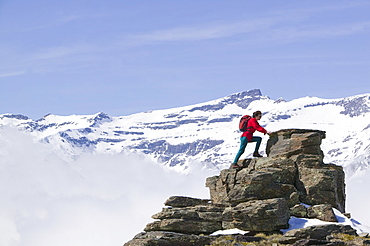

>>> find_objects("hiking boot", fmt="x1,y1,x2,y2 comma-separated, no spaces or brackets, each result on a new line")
253,152,263,158
231,163,241,169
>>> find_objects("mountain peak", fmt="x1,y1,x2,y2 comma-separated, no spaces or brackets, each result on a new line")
223,89,266,109
229,88,262,98
188,89,265,113
84,112,112,127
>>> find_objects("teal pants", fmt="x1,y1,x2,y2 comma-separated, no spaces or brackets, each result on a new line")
233,136,262,164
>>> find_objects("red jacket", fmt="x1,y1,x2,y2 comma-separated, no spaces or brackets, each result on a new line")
241,117,267,141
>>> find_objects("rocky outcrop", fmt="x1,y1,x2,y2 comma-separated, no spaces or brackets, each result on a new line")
206,129,345,212
125,129,357,246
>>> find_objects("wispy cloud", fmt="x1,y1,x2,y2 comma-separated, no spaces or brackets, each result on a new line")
130,19,274,42
279,1,370,15
266,22,370,43
0,70,26,78
124,17,370,47
123,2,370,46
25,46,83,61
19,15,83,33
23,43,102,64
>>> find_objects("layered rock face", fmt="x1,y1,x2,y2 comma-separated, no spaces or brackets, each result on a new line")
125,129,354,246
207,129,345,213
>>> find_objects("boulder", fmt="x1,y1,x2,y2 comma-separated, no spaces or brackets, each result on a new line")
297,164,345,212
290,204,338,222
266,129,326,159
307,204,337,222
222,198,290,232
144,199,225,235
124,231,213,246
164,196,210,207
151,204,225,222
290,204,308,218
279,224,358,244
265,129,345,212
144,219,222,235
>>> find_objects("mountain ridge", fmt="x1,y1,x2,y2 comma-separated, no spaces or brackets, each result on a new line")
1,89,369,175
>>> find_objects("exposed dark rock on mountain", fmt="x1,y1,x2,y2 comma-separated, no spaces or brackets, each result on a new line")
336,94,370,117
188,89,263,112
0,114,29,120
133,139,224,166
124,129,364,246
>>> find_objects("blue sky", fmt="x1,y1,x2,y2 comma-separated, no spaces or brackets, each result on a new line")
1,0,369,119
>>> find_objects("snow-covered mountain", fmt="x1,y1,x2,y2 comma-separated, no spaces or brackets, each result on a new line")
1,89,369,174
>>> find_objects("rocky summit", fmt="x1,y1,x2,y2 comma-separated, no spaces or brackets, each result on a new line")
124,129,367,246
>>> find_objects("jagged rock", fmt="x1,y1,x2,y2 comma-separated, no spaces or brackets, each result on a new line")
206,157,300,207
144,201,225,234
266,129,345,212
279,224,358,244
151,204,225,222
151,207,199,220
222,198,290,232
289,154,324,168
144,218,222,235
290,204,337,222
164,196,210,207
124,231,213,246
266,129,326,158
307,204,337,222
297,164,345,212
242,157,298,184
290,204,309,218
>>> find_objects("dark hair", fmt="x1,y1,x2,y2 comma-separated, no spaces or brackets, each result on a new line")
253,111,262,118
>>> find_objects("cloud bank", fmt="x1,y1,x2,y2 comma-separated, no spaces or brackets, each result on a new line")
0,127,218,245
346,169,370,226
